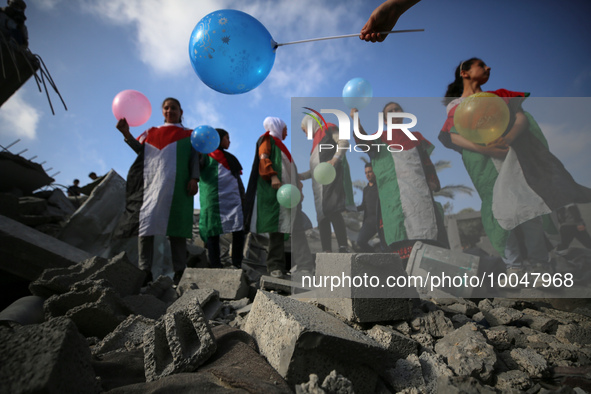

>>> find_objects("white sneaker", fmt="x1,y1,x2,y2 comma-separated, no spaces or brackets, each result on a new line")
270,270,284,279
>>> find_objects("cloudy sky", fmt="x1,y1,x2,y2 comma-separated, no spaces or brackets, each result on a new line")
2,0,591,223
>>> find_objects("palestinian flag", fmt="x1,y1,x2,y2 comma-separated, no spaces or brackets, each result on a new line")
308,122,355,222
370,131,440,246
441,89,591,254
199,149,244,242
245,132,295,234
118,124,194,239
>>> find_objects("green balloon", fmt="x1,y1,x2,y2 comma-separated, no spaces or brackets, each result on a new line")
277,184,301,208
313,162,336,185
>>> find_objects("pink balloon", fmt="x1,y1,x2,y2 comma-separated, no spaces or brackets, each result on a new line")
112,90,152,127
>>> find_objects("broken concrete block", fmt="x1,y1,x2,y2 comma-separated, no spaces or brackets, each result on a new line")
436,376,497,394
367,324,418,360
0,317,101,394
46,188,76,216
141,275,177,306
123,294,168,320
0,214,92,281
92,315,155,356
519,309,559,333
410,310,455,338
434,322,496,383
167,288,222,321
312,253,415,323
320,370,354,393
30,252,144,298
510,347,548,378
143,297,217,382
385,354,425,393
18,196,47,215
483,326,513,351
177,268,248,300
556,323,591,346
244,290,388,393
418,352,454,394
44,280,130,338
58,169,127,257
495,369,533,391
481,306,524,327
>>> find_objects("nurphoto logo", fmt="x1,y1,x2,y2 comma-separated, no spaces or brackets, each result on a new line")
303,107,418,153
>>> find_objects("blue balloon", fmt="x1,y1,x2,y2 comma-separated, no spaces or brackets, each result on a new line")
188,9,277,95
191,125,220,154
342,77,373,110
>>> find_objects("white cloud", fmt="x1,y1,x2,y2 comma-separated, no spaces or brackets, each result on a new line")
36,0,63,10
82,0,227,75
81,0,365,95
185,100,221,129
0,90,40,140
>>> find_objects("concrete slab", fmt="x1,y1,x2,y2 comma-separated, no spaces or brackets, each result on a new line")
30,252,145,298
177,268,248,300
244,290,388,393
143,297,217,382
0,317,101,393
312,253,415,323
58,169,127,257
167,288,222,321
44,280,131,338
0,214,92,281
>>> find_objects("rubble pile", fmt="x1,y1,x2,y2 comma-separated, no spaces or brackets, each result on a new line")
1,243,591,392
1,173,591,393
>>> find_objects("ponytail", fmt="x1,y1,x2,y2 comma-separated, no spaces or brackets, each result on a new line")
442,58,480,105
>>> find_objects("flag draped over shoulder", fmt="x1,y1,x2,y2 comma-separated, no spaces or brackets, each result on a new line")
199,149,244,242
441,89,591,254
245,132,295,234
117,124,194,239
370,130,440,246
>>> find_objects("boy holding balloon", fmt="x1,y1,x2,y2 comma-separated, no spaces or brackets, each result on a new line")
115,97,199,286
245,117,315,279
439,58,591,274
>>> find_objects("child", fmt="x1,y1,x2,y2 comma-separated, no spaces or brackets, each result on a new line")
439,58,591,273
199,128,245,269
355,163,379,252
556,204,591,254
245,117,315,278
351,102,447,261
115,97,199,285
299,116,354,253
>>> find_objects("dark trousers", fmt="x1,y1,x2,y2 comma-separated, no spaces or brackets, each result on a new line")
138,236,186,273
356,218,378,252
558,225,591,250
207,231,245,268
318,211,349,252
267,232,286,273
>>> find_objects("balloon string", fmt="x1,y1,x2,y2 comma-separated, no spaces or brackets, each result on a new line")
274,29,424,47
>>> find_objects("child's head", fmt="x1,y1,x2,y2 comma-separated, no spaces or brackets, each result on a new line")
364,163,375,183
216,128,230,150
264,117,287,140
383,102,404,124
443,57,482,104
162,97,183,124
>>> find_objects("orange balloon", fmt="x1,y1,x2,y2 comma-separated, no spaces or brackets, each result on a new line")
453,92,510,144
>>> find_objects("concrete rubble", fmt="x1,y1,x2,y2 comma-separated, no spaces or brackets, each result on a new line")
1,185,591,393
